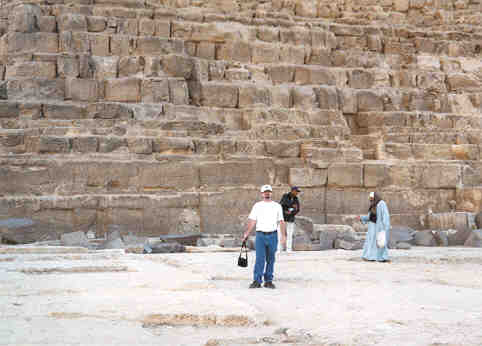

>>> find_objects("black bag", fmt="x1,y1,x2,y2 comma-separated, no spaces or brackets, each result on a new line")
237,241,248,267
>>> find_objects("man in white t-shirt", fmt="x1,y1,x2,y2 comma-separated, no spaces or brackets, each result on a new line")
242,184,286,289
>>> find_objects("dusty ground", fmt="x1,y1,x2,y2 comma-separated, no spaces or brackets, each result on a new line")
1,245,481,346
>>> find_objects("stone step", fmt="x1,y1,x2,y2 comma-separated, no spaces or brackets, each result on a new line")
384,142,480,161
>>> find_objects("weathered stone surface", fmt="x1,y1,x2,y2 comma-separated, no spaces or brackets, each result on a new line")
149,241,185,253
61,231,89,247
414,230,437,246
389,226,416,248
464,230,482,247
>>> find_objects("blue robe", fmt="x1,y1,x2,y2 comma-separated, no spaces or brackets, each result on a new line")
361,200,390,261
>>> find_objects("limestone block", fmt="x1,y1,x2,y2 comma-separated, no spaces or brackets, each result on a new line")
88,102,133,119
111,35,135,56
139,18,155,35
0,101,19,118
238,85,271,108
38,136,71,153
105,78,141,102
257,26,280,42
289,167,327,187
199,189,254,234
251,42,280,64
325,189,368,214
292,86,317,109
153,137,194,154
447,74,480,92
265,140,300,158
327,163,363,187
43,103,86,120
86,16,107,32
464,230,482,247
72,137,98,153
9,4,42,33
216,40,251,63
58,14,87,32
267,65,295,84
199,82,238,108
6,61,56,79
19,103,41,119
306,47,331,66
137,162,199,191
0,164,50,194
279,45,306,65
168,79,189,105
136,37,183,55
316,86,339,110
90,34,110,56
7,79,64,100
417,72,446,92
98,137,127,153
91,56,119,80
414,230,437,246
128,138,153,154
349,69,375,89
339,88,358,113
280,26,311,46
58,55,79,78
421,164,461,188
67,78,99,102
199,160,273,187
141,79,170,103
364,163,387,187
37,16,55,33
294,66,336,86
270,86,292,108
129,104,163,120
162,54,193,79
59,32,89,53
117,18,138,36
144,56,163,78
225,68,250,81
357,90,384,112
6,32,58,54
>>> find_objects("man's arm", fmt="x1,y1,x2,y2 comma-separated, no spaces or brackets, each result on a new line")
243,219,256,241
293,199,300,216
279,220,287,245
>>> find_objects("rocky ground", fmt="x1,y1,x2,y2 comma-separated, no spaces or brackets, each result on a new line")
1,246,482,346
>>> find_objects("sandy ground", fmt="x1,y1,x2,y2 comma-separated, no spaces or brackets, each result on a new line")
1,246,481,346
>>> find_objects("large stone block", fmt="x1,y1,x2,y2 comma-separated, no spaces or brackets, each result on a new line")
58,14,87,32
357,90,384,112
137,162,200,191
6,62,56,79
38,137,71,153
421,164,461,189
7,79,64,100
43,103,87,120
0,101,19,118
267,65,295,84
325,189,368,214
251,42,280,64
238,85,271,108
91,56,119,80
168,79,189,105
198,82,238,108
292,86,317,109
58,55,80,78
327,164,363,187
199,160,274,187
9,4,42,33
364,163,387,188
0,165,50,195
105,78,141,102
162,54,193,79
87,102,133,119
86,162,138,192
136,37,184,55
289,167,327,187
294,66,336,86
316,86,339,110
67,78,99,102
142,79,170,103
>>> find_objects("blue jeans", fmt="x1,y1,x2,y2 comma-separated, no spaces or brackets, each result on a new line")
254,231,278,283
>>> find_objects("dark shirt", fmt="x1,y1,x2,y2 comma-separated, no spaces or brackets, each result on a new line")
280,192,300,223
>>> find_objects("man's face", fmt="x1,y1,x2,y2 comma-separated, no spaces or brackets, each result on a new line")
291,190,298,197
262,191,272,199
369,197,374,203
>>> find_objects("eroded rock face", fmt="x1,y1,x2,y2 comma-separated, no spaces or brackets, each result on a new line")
1,0,481,242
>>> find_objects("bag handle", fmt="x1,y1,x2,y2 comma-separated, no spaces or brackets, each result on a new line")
239,240,248,258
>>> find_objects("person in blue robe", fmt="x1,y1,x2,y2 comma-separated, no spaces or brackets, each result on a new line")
357,191,390,262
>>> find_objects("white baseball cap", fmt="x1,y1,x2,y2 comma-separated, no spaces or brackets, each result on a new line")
260,184,273,192
369,192,375,198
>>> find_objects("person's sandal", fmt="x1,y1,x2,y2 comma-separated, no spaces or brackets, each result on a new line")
264,281,276,289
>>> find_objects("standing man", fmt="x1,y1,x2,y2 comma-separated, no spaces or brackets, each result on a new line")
280,186,300,253
243,184,286,289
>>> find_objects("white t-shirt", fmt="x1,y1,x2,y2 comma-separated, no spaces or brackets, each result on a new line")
248,200,284,232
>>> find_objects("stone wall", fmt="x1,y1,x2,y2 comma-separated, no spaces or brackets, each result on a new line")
0,0,481,242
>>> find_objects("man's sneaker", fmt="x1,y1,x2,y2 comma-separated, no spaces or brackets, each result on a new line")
249,281,261,288
264,281,276,289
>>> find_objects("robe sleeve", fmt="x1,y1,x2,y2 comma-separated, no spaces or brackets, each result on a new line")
360,215,369,224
